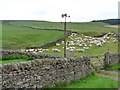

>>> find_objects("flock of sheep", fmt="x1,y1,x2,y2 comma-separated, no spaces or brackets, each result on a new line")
21,32,118,54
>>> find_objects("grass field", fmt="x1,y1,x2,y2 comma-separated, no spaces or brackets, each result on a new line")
2,21,118,49
1,21,119,88
42,39,118,57
2,21,118,62
51,73,118,88
2,22,63,49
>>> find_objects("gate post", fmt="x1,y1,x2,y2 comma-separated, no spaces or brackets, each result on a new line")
104,52,110,67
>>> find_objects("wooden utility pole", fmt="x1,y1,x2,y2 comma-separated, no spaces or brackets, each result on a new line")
61,13,70,58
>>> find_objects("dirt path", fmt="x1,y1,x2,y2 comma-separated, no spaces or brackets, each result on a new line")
105,25,118,28
99,70,119,82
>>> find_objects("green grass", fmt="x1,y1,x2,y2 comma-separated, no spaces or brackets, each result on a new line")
0,59,30,64
105,64,120,71
11,21,118,36
42,39,118,57
53,73,118,88
2,21,118,57
2,22,63,49
67,22,117,36
2,21,118,50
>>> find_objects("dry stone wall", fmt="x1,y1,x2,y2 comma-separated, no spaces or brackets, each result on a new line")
1,57,92,89
104,52,120,67
25,31,79,49
109,53,120,65
2,50,61,60
1,52,119,89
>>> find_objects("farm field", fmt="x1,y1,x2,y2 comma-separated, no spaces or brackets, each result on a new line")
2,21,64,49
2,20,118,62
1,20,119,88
42,37,118,57
2,21,118,49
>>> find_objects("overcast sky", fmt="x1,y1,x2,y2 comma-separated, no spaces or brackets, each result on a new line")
0,0,119,22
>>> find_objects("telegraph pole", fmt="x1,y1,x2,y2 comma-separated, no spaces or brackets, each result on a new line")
61,13,70,58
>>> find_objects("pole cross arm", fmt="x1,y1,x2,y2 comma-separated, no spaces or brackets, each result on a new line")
61,14,70,18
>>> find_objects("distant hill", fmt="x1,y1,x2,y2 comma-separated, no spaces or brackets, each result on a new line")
2,19,120,25
91,19,120,25
2,20,49,23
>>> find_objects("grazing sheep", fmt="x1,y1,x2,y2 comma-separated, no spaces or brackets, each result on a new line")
62,41,64,44
113,39,117,43
33,51,37,54
84,44,87,47
21,49,26,52
56,43,60,46
39,50,43,53
29,49,34,52
25,49,29,52
69,46,76,50
89,44,92,47
38,48,43,51
78,44,83,46
52,48,61,52
43,49,49,52
83,47,89,50
69,48,74,52
96,43,102,46
76,48,84,52
37,48,43,52
66,47,70,50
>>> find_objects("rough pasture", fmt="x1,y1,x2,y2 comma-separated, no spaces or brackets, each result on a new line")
21,32,118,57
2,21,118,58
2,22,63,49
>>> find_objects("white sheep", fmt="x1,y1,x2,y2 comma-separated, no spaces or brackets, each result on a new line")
113,39,117,43
39,50,43,53
52,48,61,52
62,41,64,44
78,44,83,46
83,47,89,50
29,49,34,52
33,51,37,54
21,49,26,52
96,43,102,46
56,43,60,46
89,44,92,47
66,47,70,50
76,48,84,52
43,49,49,52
